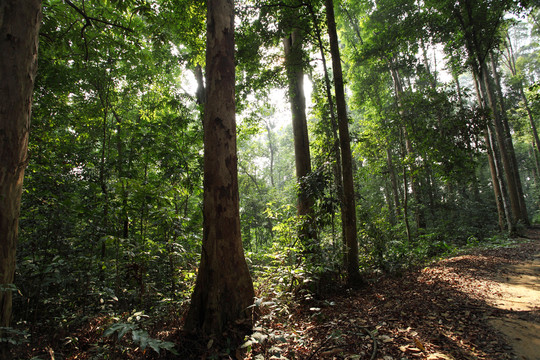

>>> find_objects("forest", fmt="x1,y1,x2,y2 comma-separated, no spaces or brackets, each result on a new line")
1,0,540,359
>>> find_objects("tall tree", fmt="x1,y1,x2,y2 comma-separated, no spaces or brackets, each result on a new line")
283,20,318,250
426,0,530,227
0,0,42,334
325,0,362,285
184,0,255,335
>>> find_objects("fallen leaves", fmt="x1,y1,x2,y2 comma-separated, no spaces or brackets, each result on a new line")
245,232,540,360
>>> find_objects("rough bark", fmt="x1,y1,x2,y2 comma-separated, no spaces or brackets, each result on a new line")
325,0,362,286
0,0,41,332
184,0,254,336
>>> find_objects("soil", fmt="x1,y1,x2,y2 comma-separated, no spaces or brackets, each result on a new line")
248,227,540,360
18,228,540,359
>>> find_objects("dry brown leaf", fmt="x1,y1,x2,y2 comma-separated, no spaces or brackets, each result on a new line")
413,337,426,352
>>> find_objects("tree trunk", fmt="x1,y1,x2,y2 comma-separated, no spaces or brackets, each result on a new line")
307,1,346,268
489,53,529,225
325,0,362,286
478,62,527,227
185,0,254,336
283,26,317,250
390,66,426,230
473,71,509,231
386,148,402,218
505,35,540,159
0,0,41,336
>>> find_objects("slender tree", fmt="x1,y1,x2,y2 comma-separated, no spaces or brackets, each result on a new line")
184,0,255,335
283,22,318,250
0,0,42,337
325,0,362,285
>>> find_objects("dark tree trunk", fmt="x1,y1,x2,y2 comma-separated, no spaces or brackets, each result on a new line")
283,26,317,249
184,0,254,336
307,1,346,266
0,1,41,335
386,148,401,218
325,0,362,286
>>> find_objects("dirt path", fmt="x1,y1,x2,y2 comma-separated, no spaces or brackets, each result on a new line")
252,228,540,360
486,249,540,360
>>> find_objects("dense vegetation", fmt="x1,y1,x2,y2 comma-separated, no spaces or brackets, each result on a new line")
2,0,540,358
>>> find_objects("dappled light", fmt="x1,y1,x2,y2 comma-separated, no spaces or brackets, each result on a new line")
2,0,540,359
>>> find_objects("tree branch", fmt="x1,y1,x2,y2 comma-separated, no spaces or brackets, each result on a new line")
64,0,134,33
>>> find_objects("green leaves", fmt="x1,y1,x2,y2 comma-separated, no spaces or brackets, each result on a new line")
103,321,179,355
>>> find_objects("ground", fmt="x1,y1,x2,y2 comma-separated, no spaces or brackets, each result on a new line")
19,227,540,359
244,227,540,360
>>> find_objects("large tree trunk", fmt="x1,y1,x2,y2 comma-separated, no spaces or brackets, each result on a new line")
184,0,254,336
283,26,317,250
0,0,41,334
325,0,362,286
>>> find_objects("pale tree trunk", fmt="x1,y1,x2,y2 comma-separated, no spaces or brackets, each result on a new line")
390,65,426,230
489,53,529,225
505,35,540,160
478,62,527,227
283,26,318,250
185,0,254,336
325,0,362,286
0,0,41,337
473,72,509,231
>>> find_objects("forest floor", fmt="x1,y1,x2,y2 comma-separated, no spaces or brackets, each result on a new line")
244,226,540,360
18,227,540,359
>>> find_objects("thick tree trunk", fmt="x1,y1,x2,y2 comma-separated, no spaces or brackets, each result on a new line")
325,0,362,286
283,27,317,249
185,0,254,336
0,1,41,333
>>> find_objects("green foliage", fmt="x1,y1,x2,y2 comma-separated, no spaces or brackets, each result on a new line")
0,327,30,346
9,0,540,357
103,314,178,355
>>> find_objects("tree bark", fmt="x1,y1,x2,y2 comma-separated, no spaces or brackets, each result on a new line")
325,0,362,286
185,0,254,336
489,53,529,225
389,65,426,230
307,0,346,267
505,35,540,159
473,71,509,231
0,0,41,333
283,26,317,250
478,61,527,227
